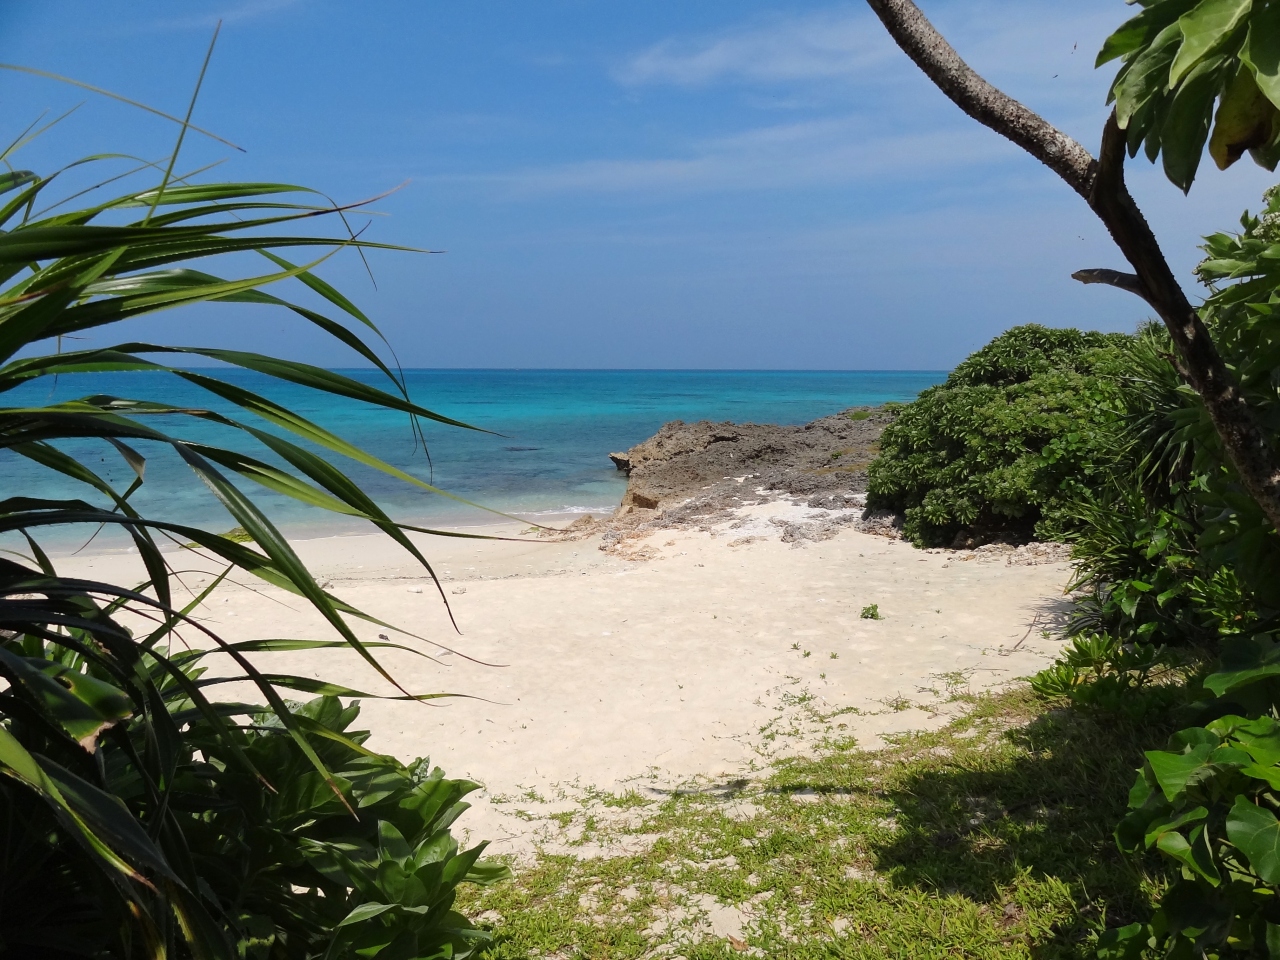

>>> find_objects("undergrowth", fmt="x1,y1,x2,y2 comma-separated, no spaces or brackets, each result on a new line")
459,687,1171,959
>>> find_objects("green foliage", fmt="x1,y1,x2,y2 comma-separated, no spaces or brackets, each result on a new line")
0,121,505,955
1,686,507,958
1099,0,1280,190
1029,634,1191,719
859,603,883,620
1100,681,1280,957
1016,183,1280,955
866,325,1131,548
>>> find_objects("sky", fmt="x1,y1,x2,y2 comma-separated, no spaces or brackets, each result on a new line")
5,0,1279,370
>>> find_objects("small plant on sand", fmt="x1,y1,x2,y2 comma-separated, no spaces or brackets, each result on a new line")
861,603,883,620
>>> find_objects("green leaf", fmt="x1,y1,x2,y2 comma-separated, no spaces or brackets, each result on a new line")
1156,826,1222,884
1115,22,1185,129
1241,2,1280,109
1162,55,1228,191
1227,795,1280,882
1241,763,1280,789
1170,0,1252,87
337,902,396,927
1205,634,1280,695
379,821,413,862
1097,922,1150,960
0,648,133,750
1146,744,1214,800
1144,804,1209,848
1209,63,1280,169
465,860,514,886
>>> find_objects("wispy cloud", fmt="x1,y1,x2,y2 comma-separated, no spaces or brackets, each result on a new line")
615,3,1120,108
616,8,891,86
145,0,301,33
440,115,1022,198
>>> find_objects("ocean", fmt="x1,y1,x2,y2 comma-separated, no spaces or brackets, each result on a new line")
4,369,945,549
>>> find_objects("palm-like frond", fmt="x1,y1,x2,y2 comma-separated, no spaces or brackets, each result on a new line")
0,153,508,956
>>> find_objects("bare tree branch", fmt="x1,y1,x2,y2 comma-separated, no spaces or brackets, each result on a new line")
862,0,1096,197
865,0,1280,534
1071,269,1150,302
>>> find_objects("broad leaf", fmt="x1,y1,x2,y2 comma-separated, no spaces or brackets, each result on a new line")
1227,795,1280,882
1241,2,1280,109
1170,0,1252,86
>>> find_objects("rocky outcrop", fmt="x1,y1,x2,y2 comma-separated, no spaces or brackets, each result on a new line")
616,407,890,511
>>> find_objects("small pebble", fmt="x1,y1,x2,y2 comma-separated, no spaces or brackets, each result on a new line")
408,586,423,594
452,586,466,595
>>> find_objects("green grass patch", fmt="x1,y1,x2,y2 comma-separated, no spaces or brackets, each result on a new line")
460,688,1169,958
848,410,873,421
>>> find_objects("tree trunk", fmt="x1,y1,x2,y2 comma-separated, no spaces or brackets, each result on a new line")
864,0,1280,533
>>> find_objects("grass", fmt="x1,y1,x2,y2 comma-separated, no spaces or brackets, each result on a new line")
861,603,883,620
848,410,873,421
459,687,1170,958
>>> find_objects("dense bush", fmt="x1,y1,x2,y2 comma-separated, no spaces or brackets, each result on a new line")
866,324,1132,547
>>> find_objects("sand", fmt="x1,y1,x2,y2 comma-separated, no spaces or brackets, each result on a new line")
57,501,1072,856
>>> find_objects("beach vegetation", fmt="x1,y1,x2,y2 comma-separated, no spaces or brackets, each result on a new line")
457,687,1173,959
1030,192,1280,955
0,61,505,958
864,0,1280,953
860,604,883,620
866,325,1131,548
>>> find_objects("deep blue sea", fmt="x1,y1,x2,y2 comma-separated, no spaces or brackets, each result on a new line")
4,369,944,550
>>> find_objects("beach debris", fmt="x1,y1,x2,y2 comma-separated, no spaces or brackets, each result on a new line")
407,586,423,594
452,586,467,595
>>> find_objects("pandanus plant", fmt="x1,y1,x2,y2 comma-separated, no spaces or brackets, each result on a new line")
0,52,507,960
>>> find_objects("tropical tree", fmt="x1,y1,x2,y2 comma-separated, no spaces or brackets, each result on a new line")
862,2,1280,953
864,0,1280,542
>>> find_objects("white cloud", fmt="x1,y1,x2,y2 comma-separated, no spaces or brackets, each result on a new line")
441,115,1026,198
616,8,892,86
615,2,1121,108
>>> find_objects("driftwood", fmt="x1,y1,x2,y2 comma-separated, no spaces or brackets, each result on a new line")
864,0,1280,534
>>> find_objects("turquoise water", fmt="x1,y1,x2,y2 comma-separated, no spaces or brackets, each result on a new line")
3,369,944,548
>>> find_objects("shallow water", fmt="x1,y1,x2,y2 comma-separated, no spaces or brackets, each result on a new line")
3,368,943,550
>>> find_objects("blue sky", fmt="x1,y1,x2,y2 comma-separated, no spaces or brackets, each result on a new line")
6,0,1278,369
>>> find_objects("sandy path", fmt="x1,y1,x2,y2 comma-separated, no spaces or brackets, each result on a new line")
58,508,1071,855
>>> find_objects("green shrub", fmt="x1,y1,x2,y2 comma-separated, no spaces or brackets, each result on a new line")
1,687,506,958
1098,637,1280,958
866,325,1131,547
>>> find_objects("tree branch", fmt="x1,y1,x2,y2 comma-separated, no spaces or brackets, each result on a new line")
865,0,1280,534
1071,269,1151,302
863,0,1096,198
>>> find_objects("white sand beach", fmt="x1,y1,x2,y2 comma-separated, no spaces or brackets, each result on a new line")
57,499,1073,857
